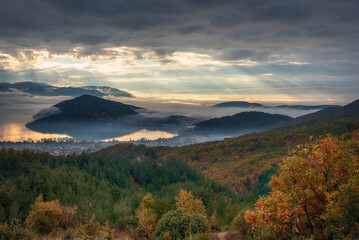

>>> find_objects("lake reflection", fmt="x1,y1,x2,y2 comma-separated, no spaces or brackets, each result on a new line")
1,123,70,142
103,129,177,142
1,122,176,142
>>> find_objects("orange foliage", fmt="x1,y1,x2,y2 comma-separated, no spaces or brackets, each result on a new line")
25,195,63,234
245,134,359,239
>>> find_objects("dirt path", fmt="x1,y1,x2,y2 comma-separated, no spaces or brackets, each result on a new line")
212,232,227,240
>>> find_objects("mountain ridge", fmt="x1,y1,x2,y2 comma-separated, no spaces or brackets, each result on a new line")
190,111,293,135
213,100,340,110
0,81,133,97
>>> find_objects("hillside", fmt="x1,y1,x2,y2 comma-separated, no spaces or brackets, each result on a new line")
103,98,359,193
155,117,359,192
296,99,359,121
191,111,292,135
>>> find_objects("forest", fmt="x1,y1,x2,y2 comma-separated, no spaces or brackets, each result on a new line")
1,115,359,239
0,145,251,239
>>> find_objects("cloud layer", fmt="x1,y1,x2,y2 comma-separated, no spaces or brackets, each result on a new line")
0,0,358,104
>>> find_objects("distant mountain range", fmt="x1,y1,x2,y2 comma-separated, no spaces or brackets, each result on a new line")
192,99,357,137
26,95,198,140
213,101,264,108
24,92,358,141
213,101,340,110
0,81,133,97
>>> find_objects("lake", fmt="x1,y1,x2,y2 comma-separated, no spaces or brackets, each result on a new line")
0,122,176,142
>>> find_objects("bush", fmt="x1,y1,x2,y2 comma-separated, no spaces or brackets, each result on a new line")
25,195,63,234
154,209,208,240
230,210,250,239
0,219,33,240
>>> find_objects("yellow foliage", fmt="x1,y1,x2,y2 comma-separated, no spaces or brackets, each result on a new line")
25,194,63,234
175,190,206,215
140,193,155,209
135,206,157,240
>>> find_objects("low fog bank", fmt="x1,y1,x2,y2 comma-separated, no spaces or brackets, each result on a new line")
1,93,323,143
135,103,319,120
0,90,71,125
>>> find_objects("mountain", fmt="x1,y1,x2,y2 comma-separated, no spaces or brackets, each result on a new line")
25,95,143,140
0,81,133,97
29,94,140,122
190,111,292,135
275,104,340,110
213,101,340,110
213,101,264,108
296,99,359,122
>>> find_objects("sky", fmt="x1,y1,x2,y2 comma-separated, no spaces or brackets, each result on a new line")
1,0,359,105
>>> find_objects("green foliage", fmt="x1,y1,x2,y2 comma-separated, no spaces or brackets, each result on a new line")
0,147,241,229
190,232,215,240
0,219,33,240
152,198,174,220
154,209,208,240
252,167,276,197
230,211,250,240
113,201,132,227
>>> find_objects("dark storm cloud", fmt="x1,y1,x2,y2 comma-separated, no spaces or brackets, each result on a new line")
221,50,269,61
0,0,359,88
0,0,357,52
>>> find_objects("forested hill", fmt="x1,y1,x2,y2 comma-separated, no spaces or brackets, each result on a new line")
190,111,292,135
103,100,359,193
50,94,140,120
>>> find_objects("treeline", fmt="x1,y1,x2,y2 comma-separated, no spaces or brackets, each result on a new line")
0,147,250,236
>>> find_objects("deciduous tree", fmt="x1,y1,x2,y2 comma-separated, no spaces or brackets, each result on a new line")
175,190,206,215
245,134,359,239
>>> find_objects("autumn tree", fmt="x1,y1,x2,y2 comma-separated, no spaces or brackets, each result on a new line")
245,134,359,239
135,193,157,240
25,195,63,234
175,190,206,215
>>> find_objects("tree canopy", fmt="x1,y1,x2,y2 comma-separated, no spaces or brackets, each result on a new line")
245,133,359,239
